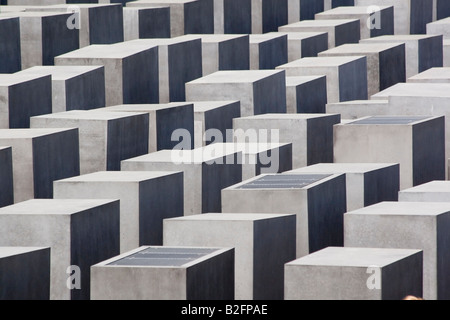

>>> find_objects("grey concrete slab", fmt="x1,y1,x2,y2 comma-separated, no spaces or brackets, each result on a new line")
399,181,450,202
0,128,80,202
118,37,202,102
0,147,13,208
123,6,171,40
345,201,450,300
355,0,433,34
287,0,324,22
30,110,148,174
1,11,79,69
277,56,368,103
91,246,234,300
222,173,346,257
221,143,293,180
0,247,50,300
233,113,340,168
334,116,446,190
0,199,120,300
249,33,287,70
318,42,406,96
54,171,184,253
214,0,251,34
19,66,105,113
427,17,450,39
126,0,214,37
274,32,328,61
25,3,124,47
186,70,287,117
445,39,450,67
287,163,400,211
326,100,390,119
360,33,443,78
55,43,159,106
407,67,450,83
279,19,360,48
285,247,423,300
316,5,394,39
0,16,21,73
182,34,249,76
0,72,52,128
163,213,296,300
251,0,288,34
193,101,241,148
285,75,327,113
101,103,194,152
121,144,242,215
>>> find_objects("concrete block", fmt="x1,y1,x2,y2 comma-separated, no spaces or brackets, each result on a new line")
18,66,105,113
355,0,433,34
277,56,368,103
334,116,446,190
0,16,21,73
2,11,79,69
0,199,120,300
0,247,50,300
164,213,296,300
319,43,406,96
278,19,360,48
251,0,288,34
361,35,443,78
286,76,327,113
444,40,450,67
326,100,391,119
25,4,124,48
222,143,293,180
249,33,288,70
127,0,214,37
407,67,450,83
288,0,324,22
55,43,159,106
182,34,250,76
186,70,287,117
399,181,450,202
54,171,183,253
285,247,423,300
345,201,450,300
274,32,328,61
91,246,234,300
30,110,148,174
123,7,171,40
0,147,13,208
193,101,241,148
288,163,400,211
427,17,450,39
0,128,80,202
222,173,346,257
370,83,450,171
233,113,340,168
121,144,242,215
101,103,194,152
119,37,202,102
0,72,52,128
315,6,394,39
214,0,252,34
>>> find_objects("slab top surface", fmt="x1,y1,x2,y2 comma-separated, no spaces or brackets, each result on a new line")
0,247,49,259
56,44,150,59
288,163,397,174
104,103,192,113
400,181,450,193
188,70,284,84
280,19,359,28
316,5,392,15
346,201,450,216
19,66,103,81
320,42,403,54
56,171,181,183
348,116,430,125
108,247,219,267
193,101,239,112
278,56,365,68
274,31,329,40
285,75,325,86
33,110,146,121
0,199,116,216
0,73,50,86
165,213,294,222
286,247,422,268
0,128,75,139
408,68,450,80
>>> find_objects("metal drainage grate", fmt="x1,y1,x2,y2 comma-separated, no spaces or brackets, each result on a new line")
237,174,332,189
349,116,429,125
108,247,218,267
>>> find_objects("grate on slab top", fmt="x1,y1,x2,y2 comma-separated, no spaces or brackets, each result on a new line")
108,247,218,267
237,174,332,189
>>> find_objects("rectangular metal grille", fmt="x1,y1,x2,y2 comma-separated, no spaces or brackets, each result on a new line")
237,174,332,189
